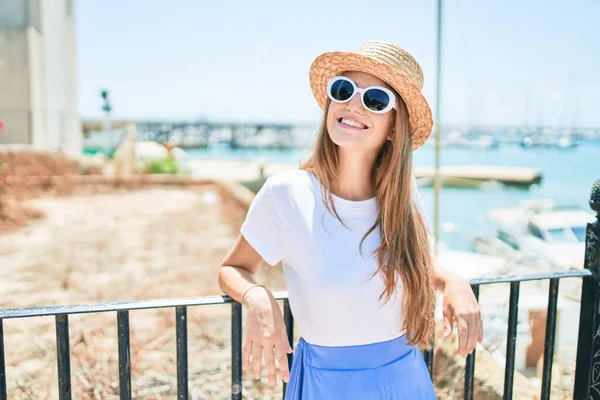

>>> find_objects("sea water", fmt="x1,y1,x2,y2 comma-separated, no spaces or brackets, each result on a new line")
187,139,599,251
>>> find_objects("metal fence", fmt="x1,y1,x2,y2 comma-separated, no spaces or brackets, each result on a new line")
0,183,598,399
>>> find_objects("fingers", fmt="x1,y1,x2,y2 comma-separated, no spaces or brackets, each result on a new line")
443,308,454,337
455,310,483,357
251,342,263,379
275,341,291,383
456,317,469,357
466,309,483,350
478,312,484,343
242,339,252,372
464,314,478,356
263,344,277,385
246,340,290,385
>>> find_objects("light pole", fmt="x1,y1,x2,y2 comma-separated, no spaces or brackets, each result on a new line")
433,0,444,259
101,89,112,132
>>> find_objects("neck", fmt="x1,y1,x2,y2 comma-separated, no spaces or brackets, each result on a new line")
333,147,378,201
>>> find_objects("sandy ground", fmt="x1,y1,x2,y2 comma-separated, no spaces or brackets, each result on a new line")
0,186,285,399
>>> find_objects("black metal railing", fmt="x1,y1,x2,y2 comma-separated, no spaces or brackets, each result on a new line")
0,181,598,399
0,269,597,400
0,293,294,400
459,270,593,400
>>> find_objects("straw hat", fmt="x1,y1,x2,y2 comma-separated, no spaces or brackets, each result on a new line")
309,40,433,150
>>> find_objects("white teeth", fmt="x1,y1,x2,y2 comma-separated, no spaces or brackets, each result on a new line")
340,118,366,129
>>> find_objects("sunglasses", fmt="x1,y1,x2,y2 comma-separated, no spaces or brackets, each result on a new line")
326,76,397,114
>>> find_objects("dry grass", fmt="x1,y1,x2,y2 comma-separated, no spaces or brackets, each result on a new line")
0,147,93,233
0,185,285,399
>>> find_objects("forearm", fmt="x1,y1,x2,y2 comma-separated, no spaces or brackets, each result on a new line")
432,262,460,291
218,265,266,305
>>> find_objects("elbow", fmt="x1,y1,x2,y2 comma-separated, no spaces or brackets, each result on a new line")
217,265,227,294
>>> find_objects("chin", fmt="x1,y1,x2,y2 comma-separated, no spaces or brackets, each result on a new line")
327,128,366,149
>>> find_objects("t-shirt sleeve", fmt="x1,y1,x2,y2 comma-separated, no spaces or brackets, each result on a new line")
240,179,285,266
411,175,433,235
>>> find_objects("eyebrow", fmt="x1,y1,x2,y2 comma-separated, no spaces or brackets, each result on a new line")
348,76,389,90
351,79,371,89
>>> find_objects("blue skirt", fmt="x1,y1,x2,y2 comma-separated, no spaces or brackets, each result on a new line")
284,335,437,400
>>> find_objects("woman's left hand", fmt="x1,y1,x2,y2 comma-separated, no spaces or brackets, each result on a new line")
442,276,483,357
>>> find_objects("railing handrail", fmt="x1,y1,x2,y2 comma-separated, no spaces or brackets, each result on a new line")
469,269,594,285
0,291,290,320
0,269,594,320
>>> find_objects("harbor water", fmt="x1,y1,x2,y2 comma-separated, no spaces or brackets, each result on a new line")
187,138,599,251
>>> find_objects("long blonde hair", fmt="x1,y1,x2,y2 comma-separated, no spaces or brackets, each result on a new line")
300,95,436,348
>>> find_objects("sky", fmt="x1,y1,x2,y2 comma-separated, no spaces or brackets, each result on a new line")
75,0,600,128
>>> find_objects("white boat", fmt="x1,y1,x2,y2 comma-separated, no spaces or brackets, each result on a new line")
470,199,595,270
520,134,578,149
444,131,498,150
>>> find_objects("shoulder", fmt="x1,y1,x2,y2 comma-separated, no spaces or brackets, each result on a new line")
264,169,315,198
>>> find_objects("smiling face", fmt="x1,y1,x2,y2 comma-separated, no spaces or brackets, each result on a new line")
326,71,396,153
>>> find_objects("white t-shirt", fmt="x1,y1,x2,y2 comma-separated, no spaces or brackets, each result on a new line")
240,170,431,346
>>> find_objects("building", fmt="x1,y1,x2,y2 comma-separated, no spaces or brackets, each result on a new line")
0,0,81,154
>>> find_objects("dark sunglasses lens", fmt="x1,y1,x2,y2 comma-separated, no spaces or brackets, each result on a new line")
364,89,390,111
330,79,354,101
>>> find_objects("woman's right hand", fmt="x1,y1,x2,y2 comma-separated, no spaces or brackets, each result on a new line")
242,287,294,385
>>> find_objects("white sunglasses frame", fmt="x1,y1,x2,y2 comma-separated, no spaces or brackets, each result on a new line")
326,76,397,114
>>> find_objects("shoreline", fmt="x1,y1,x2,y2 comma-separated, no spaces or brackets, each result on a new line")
186,159,542,188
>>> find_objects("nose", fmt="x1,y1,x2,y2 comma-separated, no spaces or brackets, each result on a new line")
346,92,365,114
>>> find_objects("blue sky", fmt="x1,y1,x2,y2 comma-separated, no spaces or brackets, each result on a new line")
75,0,600,128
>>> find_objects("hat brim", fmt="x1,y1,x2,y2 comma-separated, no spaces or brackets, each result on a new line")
309,51,433,150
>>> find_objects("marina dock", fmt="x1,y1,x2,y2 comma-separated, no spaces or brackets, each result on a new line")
413,165,542,188
187,160,542,188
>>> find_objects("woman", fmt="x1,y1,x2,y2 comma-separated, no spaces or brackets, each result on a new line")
218,41,483,399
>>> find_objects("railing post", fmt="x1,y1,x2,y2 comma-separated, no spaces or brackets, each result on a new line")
541,278,560,400
0,320,6,400
176,306,188,400
282,299,294,398
231,302,243,400
574,178,600,399
423,348,433,379
464,285,480,400
504,281,521,400
55,314,72,400
117,311,132,400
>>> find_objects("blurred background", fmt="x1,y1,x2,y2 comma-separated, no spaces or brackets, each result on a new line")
0,0,598,398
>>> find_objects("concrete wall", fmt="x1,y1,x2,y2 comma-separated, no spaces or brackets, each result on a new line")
0,27,31,144
39,0,80,153
28,23,45,147
0,0,81,153
0,0,32,145
64,0,81,154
